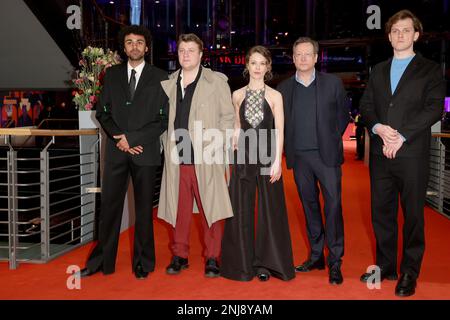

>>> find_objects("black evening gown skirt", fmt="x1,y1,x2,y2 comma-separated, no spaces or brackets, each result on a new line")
221,162,295,281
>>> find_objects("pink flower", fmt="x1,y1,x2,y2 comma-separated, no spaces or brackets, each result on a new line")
73,47,122,111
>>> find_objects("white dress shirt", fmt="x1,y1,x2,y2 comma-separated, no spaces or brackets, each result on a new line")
127,60,145,89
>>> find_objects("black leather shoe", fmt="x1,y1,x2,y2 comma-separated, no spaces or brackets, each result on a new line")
205,258,220,278
395,274,417,297
360,267,398,283
166,256,189,275
295,257,325,272
257,273,270,282
79,267,101,278
134,263,149,280
329,265,343,285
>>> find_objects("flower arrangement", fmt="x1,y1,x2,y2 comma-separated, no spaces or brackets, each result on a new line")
72,46,122,111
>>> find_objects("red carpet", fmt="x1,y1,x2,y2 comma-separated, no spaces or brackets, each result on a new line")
1,141,450,300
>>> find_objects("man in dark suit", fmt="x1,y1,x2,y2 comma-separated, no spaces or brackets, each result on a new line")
277,37,350,285
80,25,168,279
360,10,445,297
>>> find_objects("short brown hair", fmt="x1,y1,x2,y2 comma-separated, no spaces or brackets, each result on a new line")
292,37,319,54
385,10,423,36
177,33,203,52
243,45,273,81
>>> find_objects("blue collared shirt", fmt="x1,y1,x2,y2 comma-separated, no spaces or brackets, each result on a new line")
295,69,316,87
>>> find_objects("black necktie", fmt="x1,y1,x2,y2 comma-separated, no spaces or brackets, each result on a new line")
129,69,136,100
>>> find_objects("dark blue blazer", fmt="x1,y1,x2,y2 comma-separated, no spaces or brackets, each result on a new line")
360,54,446,158
277,71,350,169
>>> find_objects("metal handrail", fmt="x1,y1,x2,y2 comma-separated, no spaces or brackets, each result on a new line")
50,152,94,160
49,182,91,195
14,158,42,161
49,201,94,220
0,242,43,250
9,194,43,200
1,127,100,269
432,132,450,138
4,119,80,147
0,182,43,187
15,206,43,212
50,162,94,171
49,211,95,231
49,171,93,184
49,220,95,242
48,192,92,207
0,128,98,137
426,135,450,220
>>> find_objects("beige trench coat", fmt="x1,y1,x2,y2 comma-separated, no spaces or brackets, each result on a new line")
157,67,235,227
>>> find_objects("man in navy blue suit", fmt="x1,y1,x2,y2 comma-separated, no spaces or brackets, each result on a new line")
277,37,350,285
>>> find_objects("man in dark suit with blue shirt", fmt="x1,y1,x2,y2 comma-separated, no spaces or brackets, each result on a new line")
360,10,446,297
79,25,168,280
277,37,350,285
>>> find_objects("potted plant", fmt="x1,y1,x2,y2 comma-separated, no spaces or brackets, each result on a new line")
72,46,121,128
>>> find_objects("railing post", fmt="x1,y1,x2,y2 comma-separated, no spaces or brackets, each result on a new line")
40,137,54,261
92,138,100,196
7,138,18,270
438,137,445,213
79,132,98,243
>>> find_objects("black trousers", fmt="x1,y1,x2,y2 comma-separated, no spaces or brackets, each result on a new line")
86,158,157,274
369,155,428,279
293,151,344,267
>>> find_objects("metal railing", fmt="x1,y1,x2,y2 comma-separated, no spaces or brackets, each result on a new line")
426,133,450,219
0,128,99,269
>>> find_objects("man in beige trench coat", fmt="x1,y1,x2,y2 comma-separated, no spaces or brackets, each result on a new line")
157,33,235,277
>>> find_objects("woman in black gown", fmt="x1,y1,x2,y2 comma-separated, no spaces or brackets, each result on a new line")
221,46,295,282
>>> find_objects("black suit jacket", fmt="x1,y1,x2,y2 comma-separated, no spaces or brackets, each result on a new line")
277,71,350,169
360,53,446,158
96,62,169,166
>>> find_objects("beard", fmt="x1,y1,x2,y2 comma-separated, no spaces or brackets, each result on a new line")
129,54,145,61
127,50,145,61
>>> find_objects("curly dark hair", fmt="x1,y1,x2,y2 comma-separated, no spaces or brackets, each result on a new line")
118,25,152,51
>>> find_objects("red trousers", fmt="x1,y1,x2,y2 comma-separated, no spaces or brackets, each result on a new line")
171,165,223,259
